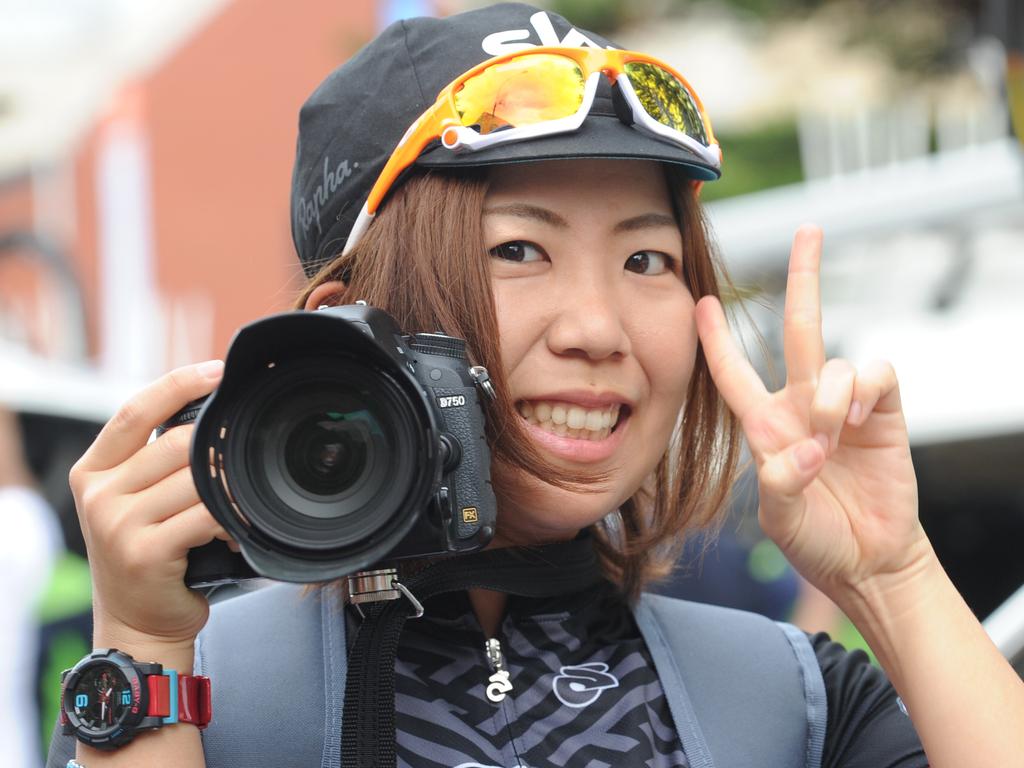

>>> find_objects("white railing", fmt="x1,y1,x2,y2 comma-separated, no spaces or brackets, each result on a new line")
706,137,1024,276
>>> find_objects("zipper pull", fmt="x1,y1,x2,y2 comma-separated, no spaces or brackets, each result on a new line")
484,638,513,703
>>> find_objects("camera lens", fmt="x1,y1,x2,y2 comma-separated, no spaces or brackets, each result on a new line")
221,355,430,555
284,411,369,497
255,390,394,525
189,308,447,582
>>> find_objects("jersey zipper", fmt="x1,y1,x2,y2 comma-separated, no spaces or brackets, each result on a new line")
483,636,524,766
484,637,514,703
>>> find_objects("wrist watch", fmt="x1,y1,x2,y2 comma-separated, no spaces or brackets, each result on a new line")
60,648,211,750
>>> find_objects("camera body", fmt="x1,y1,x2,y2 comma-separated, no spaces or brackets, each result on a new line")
181,304,496,587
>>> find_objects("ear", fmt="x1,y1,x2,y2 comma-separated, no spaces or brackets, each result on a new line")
304,280,347,311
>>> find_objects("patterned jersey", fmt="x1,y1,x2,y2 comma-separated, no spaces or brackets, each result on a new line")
388,581,929,768
393,583,687,768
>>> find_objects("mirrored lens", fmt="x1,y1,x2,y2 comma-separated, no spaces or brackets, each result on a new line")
624,62,707,145
455,54,585,134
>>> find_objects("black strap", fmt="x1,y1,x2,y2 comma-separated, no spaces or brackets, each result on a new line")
341,537,604,768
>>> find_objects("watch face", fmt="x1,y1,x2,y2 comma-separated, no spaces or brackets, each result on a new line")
70,664,132,731
63,653,146,746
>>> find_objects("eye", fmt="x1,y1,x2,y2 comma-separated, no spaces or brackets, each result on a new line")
489,241,545,263
625,250,673,276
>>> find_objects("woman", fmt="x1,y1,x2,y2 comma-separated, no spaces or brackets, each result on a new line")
49,4,1023,767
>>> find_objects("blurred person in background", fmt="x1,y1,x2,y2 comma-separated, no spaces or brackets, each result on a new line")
47,4,1024,767
0,406,64,768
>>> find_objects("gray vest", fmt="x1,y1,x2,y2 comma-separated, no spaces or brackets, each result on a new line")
47,585,826,767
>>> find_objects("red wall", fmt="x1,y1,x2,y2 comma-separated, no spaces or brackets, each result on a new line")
1,0,379,367
145,0,378,355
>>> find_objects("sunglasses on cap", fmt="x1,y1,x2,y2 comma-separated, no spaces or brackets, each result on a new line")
343,46,721,254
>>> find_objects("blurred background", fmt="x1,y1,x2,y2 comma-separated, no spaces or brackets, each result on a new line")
2,0,1022,763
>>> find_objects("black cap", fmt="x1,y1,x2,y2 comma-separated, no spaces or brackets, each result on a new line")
290,2,720,277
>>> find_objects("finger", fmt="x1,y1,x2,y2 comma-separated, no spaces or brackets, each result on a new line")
132,465,202,525
70,426,195,546
695,296,770,419
783,226,825,385
111,424,194,495
809,358,856,452
79,361,224,473
151,502,224,555
848,359,901,426
757,437,826,539
741,405,808,462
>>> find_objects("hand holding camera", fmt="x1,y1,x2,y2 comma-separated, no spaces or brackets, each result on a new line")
76,303,496,647
69,359,229,654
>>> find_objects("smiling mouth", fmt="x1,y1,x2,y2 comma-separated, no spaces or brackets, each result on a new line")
515,400,628,441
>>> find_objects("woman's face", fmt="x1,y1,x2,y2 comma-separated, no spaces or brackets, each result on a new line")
485,158,699,545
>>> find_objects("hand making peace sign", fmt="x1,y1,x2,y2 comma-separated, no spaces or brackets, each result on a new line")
695,225,931,600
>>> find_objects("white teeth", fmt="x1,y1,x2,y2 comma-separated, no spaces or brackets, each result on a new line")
515,400,624,441
567,408,586,429
535,402,552,422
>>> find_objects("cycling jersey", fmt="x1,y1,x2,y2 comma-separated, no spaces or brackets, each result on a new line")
390,582,927,768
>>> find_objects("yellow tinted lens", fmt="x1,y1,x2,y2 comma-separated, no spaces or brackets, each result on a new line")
454,54,585,135
624,62,707,144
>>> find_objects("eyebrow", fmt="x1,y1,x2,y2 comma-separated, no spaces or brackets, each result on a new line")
482,204,677,234
612,212,678,234
482,203,568,228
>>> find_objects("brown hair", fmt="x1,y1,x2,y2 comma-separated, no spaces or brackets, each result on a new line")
296,165,741,599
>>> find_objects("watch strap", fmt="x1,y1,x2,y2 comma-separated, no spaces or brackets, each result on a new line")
146,670,212,728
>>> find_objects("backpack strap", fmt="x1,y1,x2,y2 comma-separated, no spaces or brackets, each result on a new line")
194,583,347,768
634,593,826,768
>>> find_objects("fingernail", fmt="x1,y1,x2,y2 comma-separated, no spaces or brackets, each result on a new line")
813,432,830,455
796,441,823,471
847,401,862,425
197,359,224,379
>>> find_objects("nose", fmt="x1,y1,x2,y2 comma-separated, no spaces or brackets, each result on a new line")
545,272,631,361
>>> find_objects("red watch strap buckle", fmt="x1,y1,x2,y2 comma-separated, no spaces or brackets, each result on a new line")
146,672,212,728
180,674,212,728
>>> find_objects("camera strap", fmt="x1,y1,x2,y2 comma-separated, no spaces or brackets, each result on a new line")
340,536,604,768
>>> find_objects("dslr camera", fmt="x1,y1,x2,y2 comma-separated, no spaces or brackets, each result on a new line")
174,304,497,587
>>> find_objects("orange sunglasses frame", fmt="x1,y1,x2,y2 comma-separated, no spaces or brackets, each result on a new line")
363,45,719,219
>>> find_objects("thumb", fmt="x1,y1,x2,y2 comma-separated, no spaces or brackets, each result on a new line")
757,437,826,534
